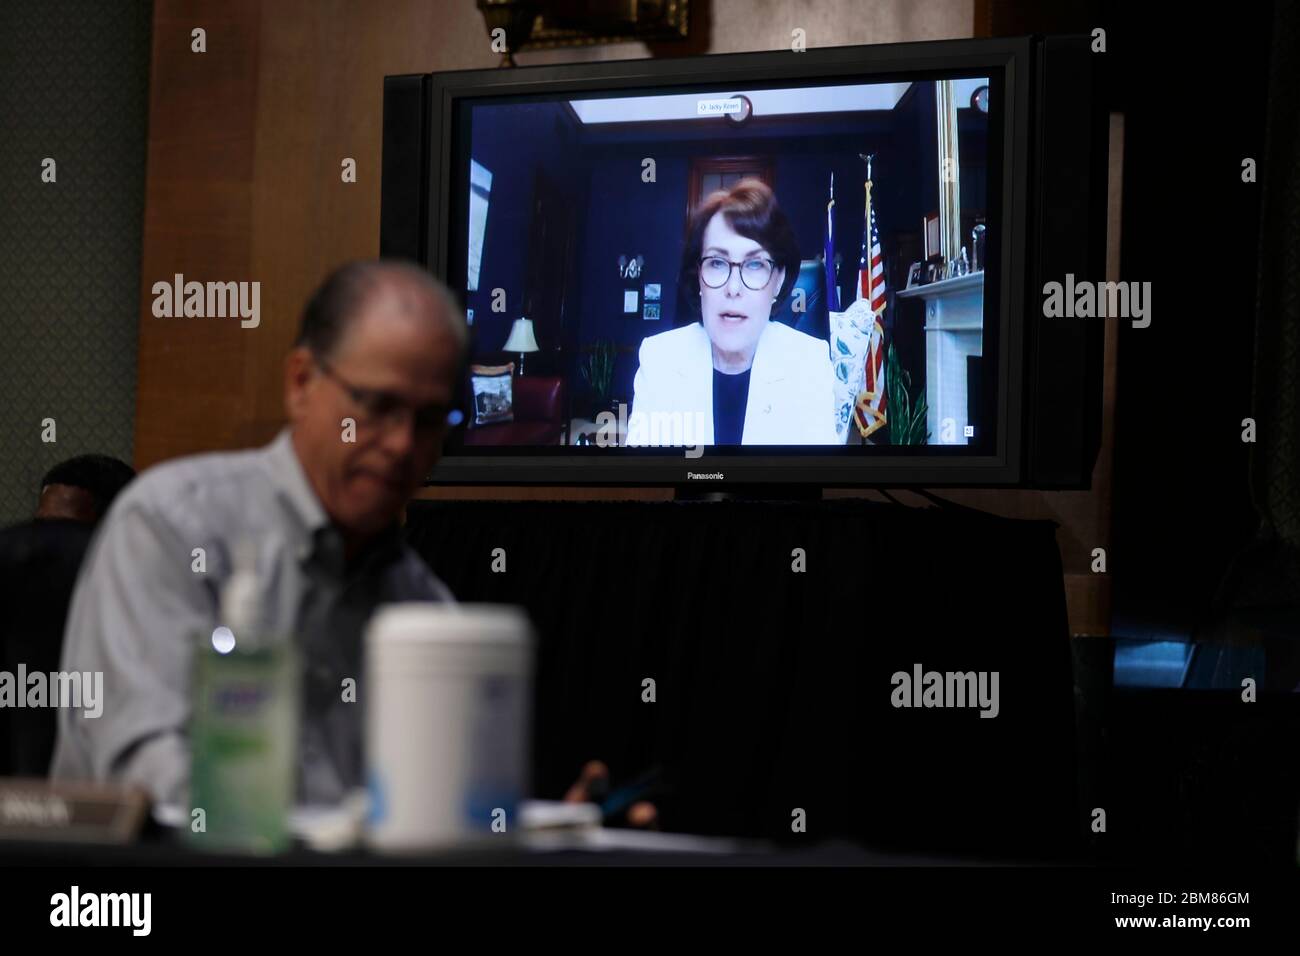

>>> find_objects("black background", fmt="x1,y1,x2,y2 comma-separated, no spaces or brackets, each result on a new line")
988,3,1273,639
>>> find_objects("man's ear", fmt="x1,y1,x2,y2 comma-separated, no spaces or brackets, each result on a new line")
284,346,315,424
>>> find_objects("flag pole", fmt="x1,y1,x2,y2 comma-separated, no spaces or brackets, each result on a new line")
859,153,876,313
825,171,838,313
855,152,887,440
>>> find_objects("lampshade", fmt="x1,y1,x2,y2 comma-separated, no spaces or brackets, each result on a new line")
503,317,539,353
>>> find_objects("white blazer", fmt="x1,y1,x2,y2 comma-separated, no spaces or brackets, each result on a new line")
627,320,841,446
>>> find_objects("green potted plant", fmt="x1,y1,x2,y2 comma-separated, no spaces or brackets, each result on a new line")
580,339,618,420
885,342,929,445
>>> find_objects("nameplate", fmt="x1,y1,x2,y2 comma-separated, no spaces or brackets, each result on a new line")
0,777,149,843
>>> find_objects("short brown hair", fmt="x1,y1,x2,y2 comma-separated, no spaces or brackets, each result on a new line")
677,178,801,321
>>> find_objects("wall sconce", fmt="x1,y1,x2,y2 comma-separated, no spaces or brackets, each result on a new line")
477,0,691,67
476,0,540,67
618,254,644,280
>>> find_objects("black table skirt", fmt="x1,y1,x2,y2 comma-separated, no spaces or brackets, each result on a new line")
404,498,1078,858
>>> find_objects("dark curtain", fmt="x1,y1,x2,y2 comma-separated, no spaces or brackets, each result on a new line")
1210,2,1300,681
405,498,1079,859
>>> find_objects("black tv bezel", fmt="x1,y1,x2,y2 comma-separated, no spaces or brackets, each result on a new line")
421,37,1032,488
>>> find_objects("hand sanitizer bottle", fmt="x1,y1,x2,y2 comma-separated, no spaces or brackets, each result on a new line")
188,538,300,853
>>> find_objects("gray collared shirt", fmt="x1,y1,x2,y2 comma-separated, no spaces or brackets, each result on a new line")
50,428,454,807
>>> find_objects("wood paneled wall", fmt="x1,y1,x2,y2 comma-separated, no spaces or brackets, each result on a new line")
136,0,497,464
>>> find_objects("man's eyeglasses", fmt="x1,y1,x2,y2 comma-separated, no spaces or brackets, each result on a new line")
316,358,456,433
700,255,775,291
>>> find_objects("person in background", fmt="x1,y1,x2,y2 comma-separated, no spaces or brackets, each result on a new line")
35,454,136,524
0,454,135,774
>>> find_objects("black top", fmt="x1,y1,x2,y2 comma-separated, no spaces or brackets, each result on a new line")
712,367,752,445
0,519,96,776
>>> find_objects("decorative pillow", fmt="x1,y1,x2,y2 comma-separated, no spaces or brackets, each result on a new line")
469,362,515,427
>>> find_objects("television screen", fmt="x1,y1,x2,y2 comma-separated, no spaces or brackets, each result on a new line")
446,70,998,459
381,38,1072,486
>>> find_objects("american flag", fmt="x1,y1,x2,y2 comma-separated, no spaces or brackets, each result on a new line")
853,165,888,439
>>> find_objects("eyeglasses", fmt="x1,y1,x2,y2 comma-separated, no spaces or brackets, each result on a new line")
316,358,454,433
699,255,775,291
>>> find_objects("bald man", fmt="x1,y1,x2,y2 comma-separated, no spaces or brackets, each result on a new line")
52,259,468,807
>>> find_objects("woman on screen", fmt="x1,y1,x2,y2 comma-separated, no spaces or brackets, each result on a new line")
626,179,839,446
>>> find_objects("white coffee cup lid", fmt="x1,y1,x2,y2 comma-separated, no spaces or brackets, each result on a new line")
367,602,531,646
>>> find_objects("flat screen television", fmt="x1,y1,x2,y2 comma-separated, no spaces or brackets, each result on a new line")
380,35,1107,491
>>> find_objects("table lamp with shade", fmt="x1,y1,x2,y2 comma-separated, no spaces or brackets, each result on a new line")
503,317,539,375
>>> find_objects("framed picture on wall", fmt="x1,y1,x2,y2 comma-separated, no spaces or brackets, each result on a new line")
643,302,661,320
923,212,941,261
644,283,660,301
